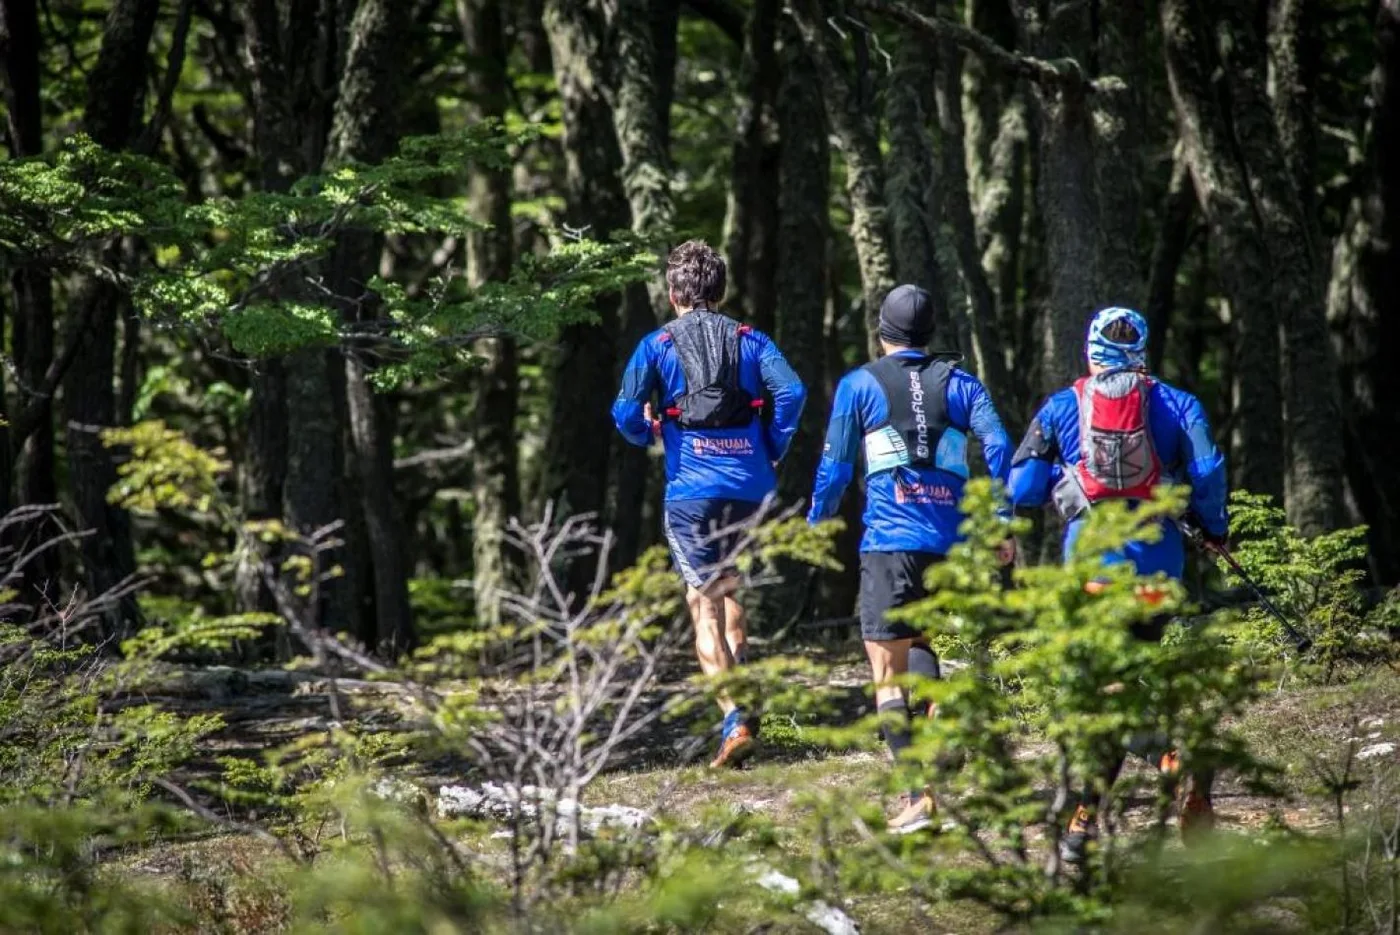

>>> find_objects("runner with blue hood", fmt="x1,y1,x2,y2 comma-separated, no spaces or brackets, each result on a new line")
1008,306,1229,863
613,240,807,769
808,284,1015,833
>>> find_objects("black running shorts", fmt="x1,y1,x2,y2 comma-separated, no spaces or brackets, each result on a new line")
858,550,944,642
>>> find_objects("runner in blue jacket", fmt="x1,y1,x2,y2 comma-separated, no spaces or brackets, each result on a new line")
613,240,806,768
1008,306,1229,863
809,284,1014,833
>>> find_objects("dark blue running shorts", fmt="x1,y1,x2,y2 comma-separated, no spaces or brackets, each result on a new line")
663,498,763,590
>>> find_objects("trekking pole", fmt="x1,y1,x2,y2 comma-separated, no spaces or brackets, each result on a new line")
1178,522,1313,653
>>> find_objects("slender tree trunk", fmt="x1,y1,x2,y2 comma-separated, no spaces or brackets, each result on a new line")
962,0,1017,211
1092,0,1146,307
1020,2,1102,392
932,24,1016,419
326,0,415,654
1144,150,1197,375
1326,0,1400,582
761,18,832,627
604,0,678,572
791,0,894,360
238,0,332,618
1,0,52,520
885,2,944,304
721,0,780,331
539,0,629,598
775,19,830,506
1161,0,1287,503
63,0,159,634
1261,0,1343,531
459,0,522,628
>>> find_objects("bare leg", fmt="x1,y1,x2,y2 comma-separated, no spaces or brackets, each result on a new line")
722,591,747,664
864,638,913,708
688,584,737,714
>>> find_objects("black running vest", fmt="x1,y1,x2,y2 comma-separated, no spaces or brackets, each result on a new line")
861,353,954,474
662,310,760,429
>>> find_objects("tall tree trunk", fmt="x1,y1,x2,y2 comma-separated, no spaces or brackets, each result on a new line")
1092,0,1147,307
605,0,677,573
238,0,336,618
1161,0,1287,503
1218,0,1342,530
325,0,415,654
721,0,780,332
1326,0,1400,582
0,0,53,522
885,3,943,303
932,21,1016,420
962,0,1017,211
1261,0,1343,532
539,0,629,598
790,0,894,360
63,0,159,634
765,18,831,626
1144,149,1197,375
774,18,829,517
1020,2,1103,392
459,0,522,628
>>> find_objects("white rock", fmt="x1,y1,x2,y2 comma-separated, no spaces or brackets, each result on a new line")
1357,742,1396,761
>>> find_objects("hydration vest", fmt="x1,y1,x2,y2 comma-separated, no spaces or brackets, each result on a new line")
1070,369,1162,503
660,310,763,429
860,354,966,478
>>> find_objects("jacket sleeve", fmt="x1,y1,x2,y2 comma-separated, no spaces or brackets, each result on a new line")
1009,400,1060,510
759,336,807,462
807,374,860,524
1178,395,1229,537
947,373,1013,517
611,337,657,448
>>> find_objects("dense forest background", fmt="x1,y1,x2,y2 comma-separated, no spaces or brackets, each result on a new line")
1,0,1398,656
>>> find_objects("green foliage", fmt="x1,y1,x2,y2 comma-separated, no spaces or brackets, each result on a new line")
798,482,1268,926
0,128,651,387
1226,491,1394,675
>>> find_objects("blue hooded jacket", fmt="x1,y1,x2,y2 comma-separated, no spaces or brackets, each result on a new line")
1008,378,1229,579
807,352,1013,554
612,322,807,503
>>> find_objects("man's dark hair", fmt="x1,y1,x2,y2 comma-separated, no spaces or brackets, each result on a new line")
666,240,727,309
1101,317,1141,345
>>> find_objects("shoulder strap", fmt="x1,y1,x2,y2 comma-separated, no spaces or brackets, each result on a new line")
862,354,953,466
663,311,743,393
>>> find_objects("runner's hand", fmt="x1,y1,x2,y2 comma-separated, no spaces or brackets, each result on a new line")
644,402,661,438
996,537,1017,566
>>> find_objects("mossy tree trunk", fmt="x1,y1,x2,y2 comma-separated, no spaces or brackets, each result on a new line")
790,0,895,362
721,0,781,332
326,0,416,655
64,0,160,636
1326,0,1400,582
1162,0,1288,504
459,0,522,629
539,0,631,598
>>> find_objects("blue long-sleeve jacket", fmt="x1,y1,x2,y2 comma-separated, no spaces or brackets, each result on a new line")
1008,378,1228,579
807,353,1013,554
612,325,807,503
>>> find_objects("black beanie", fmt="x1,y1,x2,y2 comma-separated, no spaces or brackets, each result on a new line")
878,284,935,347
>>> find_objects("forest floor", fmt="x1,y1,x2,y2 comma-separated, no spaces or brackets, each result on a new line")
117,643,1400,934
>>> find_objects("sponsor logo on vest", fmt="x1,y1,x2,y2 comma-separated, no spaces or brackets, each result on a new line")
691,436,755,457
908,370,930,461
894,477,956,506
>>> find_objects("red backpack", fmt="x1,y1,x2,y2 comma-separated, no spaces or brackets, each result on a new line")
1073,370,1161,502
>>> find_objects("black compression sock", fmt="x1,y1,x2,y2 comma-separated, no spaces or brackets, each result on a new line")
879,698,912,762
907,642,941,717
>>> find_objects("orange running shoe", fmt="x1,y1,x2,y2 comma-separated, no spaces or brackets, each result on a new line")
709,722,756,769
